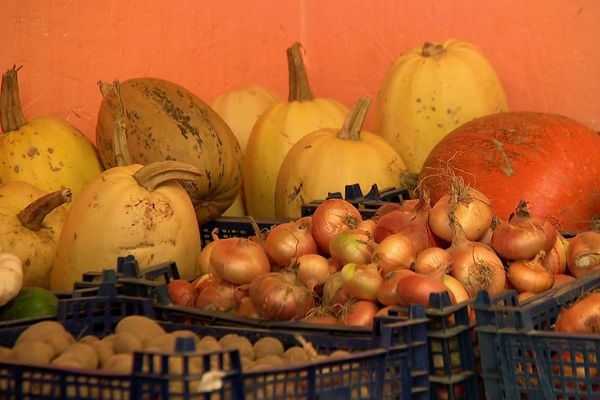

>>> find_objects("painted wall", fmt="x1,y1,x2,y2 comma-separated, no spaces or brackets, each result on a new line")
1,0,599,143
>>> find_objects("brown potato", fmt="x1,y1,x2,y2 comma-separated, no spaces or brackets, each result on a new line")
15,321,66,345
12,341,54,365
112,332,143,354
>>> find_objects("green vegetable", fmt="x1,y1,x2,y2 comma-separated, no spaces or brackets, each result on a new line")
0,287,59,321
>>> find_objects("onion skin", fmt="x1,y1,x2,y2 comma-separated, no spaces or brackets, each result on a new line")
395,273,456,307
507,251,554,293
428,182,494,243
209,238,271,285
555,293,600,334
340,263,382,302
542,234,569,275
372,233,416,275
374,192,439,254
343,300,379,327
552,274,576,288
295,254,331,292
414,247,452,280
264,217,317,267
311,198,362,255
329,229,374,265
442,274,470,304
491,200,557,261
377,269,415,306
198,240,218,275
322,272,350,307
567,231,600,278
167,279,197,307
195,279,238,312
249,272,315,321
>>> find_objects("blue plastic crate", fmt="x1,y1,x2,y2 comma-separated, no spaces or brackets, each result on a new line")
474,270,600,400
0,282,430,400
75,257,479,400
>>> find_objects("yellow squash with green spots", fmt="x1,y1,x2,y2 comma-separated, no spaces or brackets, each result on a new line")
0,67,103,200
374,39,508,174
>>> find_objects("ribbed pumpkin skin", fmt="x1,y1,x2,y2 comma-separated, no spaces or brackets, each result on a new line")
275,129,406,218
96,78,242,224
212,85,281,153
374,39,508,173
243,99,348,218
211,85,281,217
50,164,201,292
418,112,600,232
0,118,103,200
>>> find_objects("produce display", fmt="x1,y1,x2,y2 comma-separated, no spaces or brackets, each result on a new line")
169,185,595,327
0,34,598,400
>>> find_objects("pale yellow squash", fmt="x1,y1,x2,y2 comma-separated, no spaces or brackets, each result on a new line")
0,182,70,288
243,43,348,218
212,85,281,217
0,67,103,201
50,161,202,292
374,39,508,173
275,97,406,219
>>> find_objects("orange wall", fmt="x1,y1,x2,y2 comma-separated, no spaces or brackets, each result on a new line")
1,0,599,142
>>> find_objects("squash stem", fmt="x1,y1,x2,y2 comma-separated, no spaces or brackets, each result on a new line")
287,43,314,102
18,189,72,232
99,80,132,167
421,42,446,57
337,97,371,141
133,161,202,191
0,66,27,132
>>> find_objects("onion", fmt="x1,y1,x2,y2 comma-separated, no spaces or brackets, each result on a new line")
447,208,506,297
249,272,315,321
552,274,576,288
414,247,452,280
209,238,271,285
429,177,494,243
517,292,536,302
556,293,600,333
311,198,362,255
542,234,569,275
302,306,342,325
264,217,318,268
295,254,331,292
373,201,411,221
340,263,382,302
566,231,600,278
342,300,379,327
479,216,501,246
442,274,470,304
236,297,259,318
372,233,416,275
195,279,238,312
491,200,557,261
377,269,415,306
167,279,197,306
507,251,554,293
356,219,377,237
395,273,456,307
374,189,439,254
191,273,214,294
322,272,351,307
329,229,374,265
198,240,218,275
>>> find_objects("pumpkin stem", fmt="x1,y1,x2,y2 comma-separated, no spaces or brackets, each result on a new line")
18,189,72,232
287,43,314,102
0,66,27,132
98,80,132,167
421,42,446,57
133,161,202,191
337,97,371,141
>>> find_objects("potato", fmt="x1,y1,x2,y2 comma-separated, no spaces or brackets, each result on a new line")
79,335,100,344
144,333,177,353
41,331,75,357
253,337,284,359
51,353,85,369
0,347,14,362
218,334,254,360
115,316,164,343
15,321,66,345
251,355,285,371
90,340,114,367
61,343,98,369
102,353,134,373
112,332,143,354
12,341,54,365
281,346,310,364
